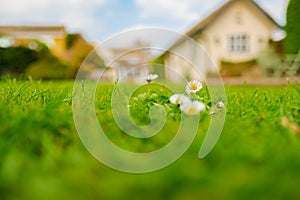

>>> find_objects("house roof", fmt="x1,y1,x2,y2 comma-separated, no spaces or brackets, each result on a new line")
187,0,281,37
167,0,282,51
0,25,65,32
0,25,66,37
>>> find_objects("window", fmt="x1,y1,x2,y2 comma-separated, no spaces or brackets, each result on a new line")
228,34,249,52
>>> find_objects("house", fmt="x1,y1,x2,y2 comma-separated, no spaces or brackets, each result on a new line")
162,0,285,82
0,26,112,80
0,25,66,58
97,41,154,82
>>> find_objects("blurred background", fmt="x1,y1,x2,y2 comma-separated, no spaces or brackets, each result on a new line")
1,0,299,83
1,1,300,199
1,0,299,84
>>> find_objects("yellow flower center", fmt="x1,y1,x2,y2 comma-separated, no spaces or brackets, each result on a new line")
190,84,198,91
187,107,197,114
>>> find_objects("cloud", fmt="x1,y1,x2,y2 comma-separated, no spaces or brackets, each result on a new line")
134,0,288,25
0,0,288,43
135,0,224,22
102,25,179,48
0,0,109,39
121,0,288,49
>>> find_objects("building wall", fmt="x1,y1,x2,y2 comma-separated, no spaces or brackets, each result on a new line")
100,47,154,82
165,37,214,82
51,37,66,58
0,26,66,59
13,37,66,58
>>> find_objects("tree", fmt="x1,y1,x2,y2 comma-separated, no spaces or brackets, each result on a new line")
0,40,68,79
284,0,300,54
0,46,38,74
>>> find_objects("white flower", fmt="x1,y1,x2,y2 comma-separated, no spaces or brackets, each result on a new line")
180,100,205,115
146,74,158,83
169,94,191,105
209,101,225,115
216,101,225,109
186,80,202,94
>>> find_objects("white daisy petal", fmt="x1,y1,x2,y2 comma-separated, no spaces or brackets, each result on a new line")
151,74,158,79
146,74,159,83
216,101,225,109
180,100,205,115
169,94,191,105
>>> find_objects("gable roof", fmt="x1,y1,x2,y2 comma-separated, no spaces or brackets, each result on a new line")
166,0,282,51
187,0,281,37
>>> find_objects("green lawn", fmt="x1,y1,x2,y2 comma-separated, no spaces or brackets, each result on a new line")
0,78,300,200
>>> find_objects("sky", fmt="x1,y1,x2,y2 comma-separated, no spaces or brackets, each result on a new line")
0,0,289,46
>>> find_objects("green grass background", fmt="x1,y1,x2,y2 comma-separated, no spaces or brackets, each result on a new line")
0,78,300,200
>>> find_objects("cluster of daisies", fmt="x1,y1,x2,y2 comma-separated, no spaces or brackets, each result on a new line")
146,73,217,115
169,80,205,115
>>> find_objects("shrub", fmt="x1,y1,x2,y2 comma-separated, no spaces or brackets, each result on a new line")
0,46,38,74
257,48,283,77
257,48,300,77
25,55,68,80
284,0,300,54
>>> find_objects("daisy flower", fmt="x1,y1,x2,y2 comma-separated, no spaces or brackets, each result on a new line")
145,74,158,83
169,94,191,105
209,101,225,115
180,100,205,115
216,101,225,109
186,80,202,94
